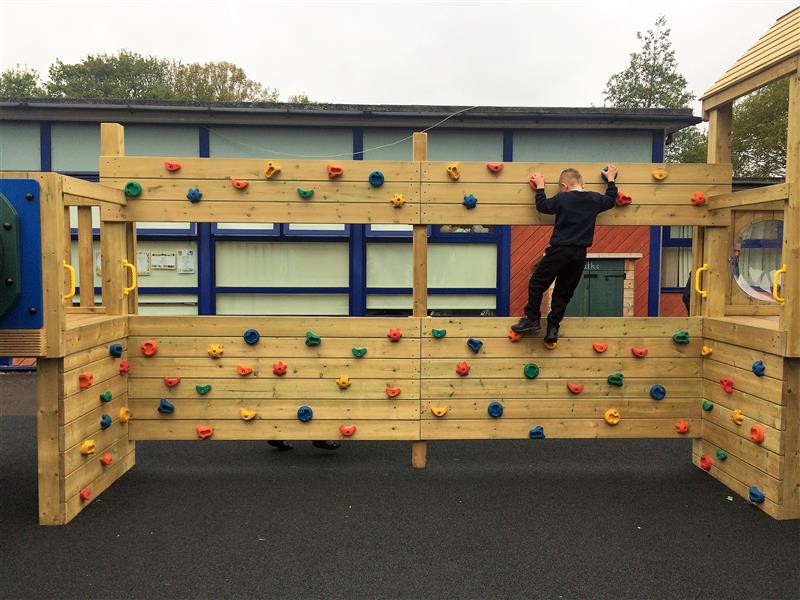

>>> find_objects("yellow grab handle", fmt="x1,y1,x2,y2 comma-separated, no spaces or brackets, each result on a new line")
62,261,76,301
773,264,786,305
694,263,709,299
122,259,137,296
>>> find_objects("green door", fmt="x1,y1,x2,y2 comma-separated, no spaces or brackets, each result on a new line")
564,259,624,317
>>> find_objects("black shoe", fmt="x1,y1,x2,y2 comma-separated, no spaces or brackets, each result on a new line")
511,317,541,334
312,440,341,451
544,323,559,344
268,440,293,451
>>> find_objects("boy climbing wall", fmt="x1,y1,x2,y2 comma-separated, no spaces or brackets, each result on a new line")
511,165,618,346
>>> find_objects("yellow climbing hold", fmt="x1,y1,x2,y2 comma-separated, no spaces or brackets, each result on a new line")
701,346,713,357
80,439,96,455
604,408,621,425
652,168,669,180
731,409,745,425
207,343,224,358
390,194,405,208
264,161,281,179
240,407,257,421
336,375,352,389
431,405,449,417
446,163,460,180
119,407,132,423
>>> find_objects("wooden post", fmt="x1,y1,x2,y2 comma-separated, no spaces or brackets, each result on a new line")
36,174,66,356
690,226,704,316
77,207,94,307
37,358,65,524
125,222,138,314
781,73,799,356
99,123,128,316
411,132,428,468
100,123,125,157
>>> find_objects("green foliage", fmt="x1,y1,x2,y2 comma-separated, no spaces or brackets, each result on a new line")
732,78,788,178
170,61,279,102
287,93,314,104
604,16,694,109
0,66,47,97
666,126,707,164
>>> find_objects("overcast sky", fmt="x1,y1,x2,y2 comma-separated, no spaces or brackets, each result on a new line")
0,0,796,115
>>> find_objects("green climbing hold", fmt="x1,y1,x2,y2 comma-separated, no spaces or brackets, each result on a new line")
305,331,322,346
702,400,714,411
431,328,447,338
99,390,112,403
607,373,624,387
523,363,540,379
672,330,690,344
716,449,728,461
195,384,212,395
297,187,314,199
352,347,367,358
124,181,142,197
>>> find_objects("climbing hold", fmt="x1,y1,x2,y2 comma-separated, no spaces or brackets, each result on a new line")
592,343,608,353
701,346,714,357
462,194,478,209
100,452,113,466
604,408,621,425
100,414,112,430
391,194,406,208
507,329,523,342
340,424,357,437
158,398,175,414
109,343,123,358
195,384,212,396
231,178,248,190
243,328,260,345
543,339,558,350
351,347,368,358
119,361,130,375
752,360,766,377
336,375,352,390
368,171,385,187
486,162,504,173
720,378,734,393
196,425,214,440
207,343,224,358
165,161,182,172
123,181,142,197
79,372,94,389
432,328,447,338
431,405,449,417
273,361,288,376
731,409,745,425
649,384,666,400
140,339,159,356
296,187,314,199
567,383,584,395
264,161,281,179
607,373,624,387
487,401,504,418
385,386,402,398
700,453,713,470
387,328,403,342
240,407,257,421
600,166,618,182
99,390,113,403
163,377,181,388
716,449,728,461
749,424,765,444
651,168,668,180
467,338,483,353
672,331,690,344
748,486,765,504
326,164,344,178
702,400,714,411
446,163,460,180
690,192,706,206
456,361,471,376
523,363,540,379
236,365,254,377
615,191,633,206
80,439,96,455
186,187,203,203
631,347,648,358
297,405,313,422
305,331,322,346
529,426,546,439
79,487,92,501
675,419,690,434
119,407,132,423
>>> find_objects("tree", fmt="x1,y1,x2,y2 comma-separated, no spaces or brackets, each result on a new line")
287,93,314,104
170,61,278,102
732,78,788,177
604,16,694,109
665,126,707,164
0,66,47,97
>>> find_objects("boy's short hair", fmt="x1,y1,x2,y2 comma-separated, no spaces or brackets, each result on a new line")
559,168,583,186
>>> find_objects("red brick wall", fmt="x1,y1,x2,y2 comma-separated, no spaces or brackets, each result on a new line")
660,292,688,317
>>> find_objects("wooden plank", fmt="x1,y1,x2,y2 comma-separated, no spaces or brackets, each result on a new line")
420,398,697,419
63,376,128,425
702,56,799,115
63,451,135,524
699,439,783,500
701,399,783,454
62,422,129,476
76,207,95,307
62,316,128,355
129,419,421,441
700,339,784,380
701,419,783,478
422,357,700,378
62,175,126,205
703,382,784,428
38,174,66,356
703,317,785,355
63,205,71,309
100,123,125,157
782,73,800,356
422,317,702,338
725,304,781,316
63,354,123,397
61,396,127,449
63,439,135,501
0,330,46,357
36,359,65,525
100,222,126,315
707,183,789,210
703,360,784,404
780,359,800,515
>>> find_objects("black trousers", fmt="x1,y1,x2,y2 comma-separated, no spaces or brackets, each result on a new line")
523,246,587,327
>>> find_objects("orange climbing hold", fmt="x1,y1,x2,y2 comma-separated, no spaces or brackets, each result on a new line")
78,372,94,389
592,343,608,353
119,360,130,375
486,162,504,173
231,178,249,190
240,407,257,421
100,452,113,466
456,361,471,376
699,453,713,470
163,376,181,387
164,161,181,172
508,329,523,342
140,339,158,356
236,365,254,376
651,168,669,180
339,424,356,437
79,487,92,501
196,425,214,440
326,164,344,178
567,383,584,395
385,386,402,398
675,419,690,434
119,407,132,423
273,361,288,376
631,347,648,358
749,424,765,444
690,192,706,206
387,327,403,342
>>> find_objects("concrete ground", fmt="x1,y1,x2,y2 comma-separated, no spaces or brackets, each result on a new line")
1,372,798,599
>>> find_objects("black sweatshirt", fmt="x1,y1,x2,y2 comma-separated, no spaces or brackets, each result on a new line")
535,182,618,247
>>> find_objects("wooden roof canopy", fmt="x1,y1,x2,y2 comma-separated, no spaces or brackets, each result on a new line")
701,6,799,116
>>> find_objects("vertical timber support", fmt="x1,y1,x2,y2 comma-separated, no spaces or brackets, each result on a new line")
782,72,800,356
99,124,128,316
411,132,428,469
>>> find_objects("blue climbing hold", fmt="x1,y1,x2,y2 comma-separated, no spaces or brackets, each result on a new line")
462,194,478,209
297,405,313,422
186,188,203,203
649,384,667,400
369,171,385,187
752,360,766,377
100,414,112,430
466,338,483,353
157,398,175,414
108,343,123,358
487,401,504,418
529,426,546,439
748,486,765,503
243,329,260,345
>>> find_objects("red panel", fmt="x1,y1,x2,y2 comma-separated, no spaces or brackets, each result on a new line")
660,292,688,317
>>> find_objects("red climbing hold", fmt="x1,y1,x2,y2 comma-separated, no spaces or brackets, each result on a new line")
340,424,356,437
100,452,113,466
79,487,92,501
528,176,538,190
592,343,608,353
164,161,181,172
719,378,734,393
196,425,214,440
79,372,94,389
508,329,523,342
690,192,706,206
615,192,633,206
140,339,159,356
486,163,504,173
385,386,402,398
675,419,690,434
456,361,471,376
273,361,288,376
231,178,249,190
699,453,713,470
326,164,344,179
387,328,403,342
119,361,130,375
236,364,254,376
163,376,181,388
631,347,648,358
567,383,584,395
749,424,765,444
